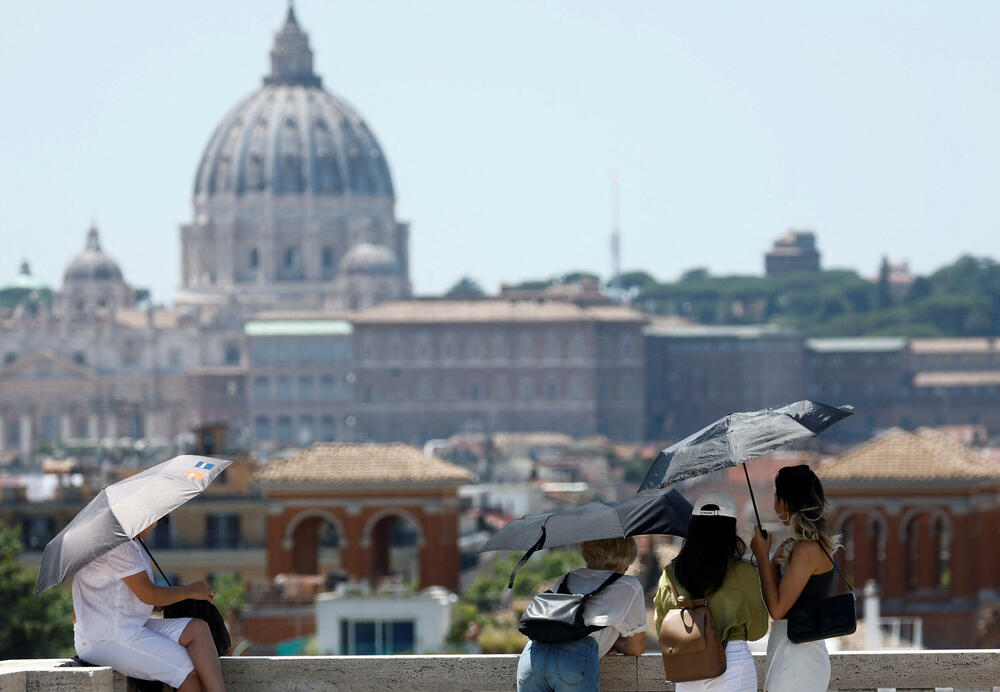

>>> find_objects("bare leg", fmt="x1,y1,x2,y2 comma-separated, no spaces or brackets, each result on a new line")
176,671,203,692
179,620,225,692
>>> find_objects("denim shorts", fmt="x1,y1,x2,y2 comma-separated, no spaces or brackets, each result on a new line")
516,636,600,692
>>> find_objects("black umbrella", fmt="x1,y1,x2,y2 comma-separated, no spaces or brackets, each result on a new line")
478,488,693,588
638,400,853,533
36,454,231,594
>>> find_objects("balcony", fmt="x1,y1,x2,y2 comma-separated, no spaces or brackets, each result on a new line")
2,651,998,691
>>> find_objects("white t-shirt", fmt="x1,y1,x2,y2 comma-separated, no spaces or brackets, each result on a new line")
557,568,648,656
72,540,155,643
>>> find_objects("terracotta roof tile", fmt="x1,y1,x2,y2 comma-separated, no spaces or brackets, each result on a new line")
910,338,1000,354
351,300,645,324
913,371,1000,387
817,428,1000,483
254,443,474,486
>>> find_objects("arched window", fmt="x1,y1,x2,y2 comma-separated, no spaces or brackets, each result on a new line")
934,516,951,589
904,517,919,591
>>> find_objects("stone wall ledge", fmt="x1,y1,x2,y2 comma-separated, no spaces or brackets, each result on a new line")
2,651,999,691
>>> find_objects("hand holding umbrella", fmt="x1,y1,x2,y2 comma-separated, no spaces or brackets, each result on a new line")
638,400,853,535
36,454,232,594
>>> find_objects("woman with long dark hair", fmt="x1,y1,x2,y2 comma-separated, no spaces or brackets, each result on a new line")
654,494,768,691
750,464,843,692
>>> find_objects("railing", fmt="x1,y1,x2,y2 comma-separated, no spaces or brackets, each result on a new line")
2,651,998,691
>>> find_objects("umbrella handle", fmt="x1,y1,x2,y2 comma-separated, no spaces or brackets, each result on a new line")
507,527,547,589
743,463,767,538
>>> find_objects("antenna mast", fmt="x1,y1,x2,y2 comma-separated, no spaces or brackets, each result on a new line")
610,173,622,288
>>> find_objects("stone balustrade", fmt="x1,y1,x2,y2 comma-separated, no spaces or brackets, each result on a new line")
2,651,998,691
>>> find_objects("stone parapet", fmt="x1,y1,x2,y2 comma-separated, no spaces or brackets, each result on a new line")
2,651,999,691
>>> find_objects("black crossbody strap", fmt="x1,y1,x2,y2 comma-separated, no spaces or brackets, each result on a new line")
584,571,623,601
819,543,854,595
136,537,173,588
560,571,623,599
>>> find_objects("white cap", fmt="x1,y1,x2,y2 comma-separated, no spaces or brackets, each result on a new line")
692,492,738,519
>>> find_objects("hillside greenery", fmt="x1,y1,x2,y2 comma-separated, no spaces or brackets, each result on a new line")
517,256,1000,337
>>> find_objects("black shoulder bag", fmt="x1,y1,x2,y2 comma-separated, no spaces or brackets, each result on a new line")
785,545,857,644
137,538,232,656
519,571,623,643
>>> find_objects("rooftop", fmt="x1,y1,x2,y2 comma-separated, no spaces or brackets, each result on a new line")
352,299,646,324
643,324,798,339
910,337,1000,354
244,319,354,337
806,337,908,353
913,370,1000,387
817,427,1000,484
254,443,474,487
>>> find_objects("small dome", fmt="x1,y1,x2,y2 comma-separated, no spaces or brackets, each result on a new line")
4,260,47,292
339,243,402,275
64,226,123,282
193,7,394,200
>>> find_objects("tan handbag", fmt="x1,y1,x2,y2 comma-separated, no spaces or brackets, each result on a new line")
658,563,729,683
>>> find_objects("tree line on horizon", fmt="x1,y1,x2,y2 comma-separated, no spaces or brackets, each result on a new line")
447,255,1000,339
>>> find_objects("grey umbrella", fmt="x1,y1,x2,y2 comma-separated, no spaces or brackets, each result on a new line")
638,400,853,532
478,489,693,588
36,454,232,594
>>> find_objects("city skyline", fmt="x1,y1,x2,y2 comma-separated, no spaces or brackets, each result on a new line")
3,1,1000,303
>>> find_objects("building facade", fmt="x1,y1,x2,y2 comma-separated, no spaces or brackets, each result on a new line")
348,300,647,444
817,428,1000,648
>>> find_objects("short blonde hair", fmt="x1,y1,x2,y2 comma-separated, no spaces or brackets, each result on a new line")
580,537,638,572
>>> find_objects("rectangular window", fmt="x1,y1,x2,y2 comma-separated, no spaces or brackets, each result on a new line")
205,514,241,549
339,620,416,655
277,376,293,401
299,376,315,401
253,376,270,402
21,516,56,551
321,375,337,401
249,248,259,269
254,416,271,441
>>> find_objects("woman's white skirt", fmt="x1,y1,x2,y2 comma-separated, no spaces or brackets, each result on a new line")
675,640,757,692
764,619,831,692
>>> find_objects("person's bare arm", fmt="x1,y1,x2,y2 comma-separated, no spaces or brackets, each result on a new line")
611,631,646,656
752,528,825,620
121,571,214,607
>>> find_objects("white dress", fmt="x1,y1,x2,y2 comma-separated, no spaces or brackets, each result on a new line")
676,639,758,692
764,616,831,691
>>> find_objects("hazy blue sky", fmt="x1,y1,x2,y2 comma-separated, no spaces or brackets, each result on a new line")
3,1,1000,303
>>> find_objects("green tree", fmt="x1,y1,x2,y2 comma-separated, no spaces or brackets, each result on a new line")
445,276,486,298
209,572,246,622
463,549,584,604
0,524,74,658
615,271,657,293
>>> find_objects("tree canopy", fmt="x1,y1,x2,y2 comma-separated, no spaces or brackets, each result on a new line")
0,524,74,658
445,276,486,298
632,255,1000,337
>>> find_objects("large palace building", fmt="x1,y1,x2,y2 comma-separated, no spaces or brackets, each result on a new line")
0,8,645,458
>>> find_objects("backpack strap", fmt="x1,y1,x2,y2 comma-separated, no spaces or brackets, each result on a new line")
558,571,623,598
666,560,739,606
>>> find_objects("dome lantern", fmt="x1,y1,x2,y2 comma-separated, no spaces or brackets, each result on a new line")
264,3,322,88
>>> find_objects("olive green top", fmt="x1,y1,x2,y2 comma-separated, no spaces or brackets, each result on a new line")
653,560,768,643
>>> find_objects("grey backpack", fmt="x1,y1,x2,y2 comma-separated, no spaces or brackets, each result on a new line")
518,572,623,643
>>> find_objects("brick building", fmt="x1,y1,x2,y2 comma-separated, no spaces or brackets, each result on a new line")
817,428,1000,648
244,443,472,650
